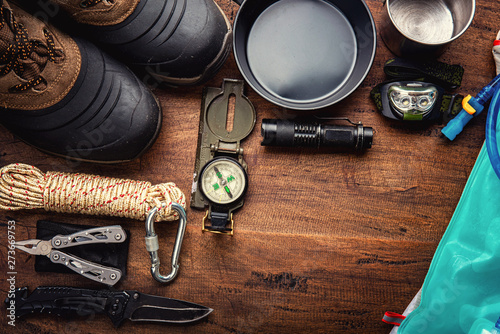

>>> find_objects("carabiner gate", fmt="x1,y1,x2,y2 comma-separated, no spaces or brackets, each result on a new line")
145,202,187,283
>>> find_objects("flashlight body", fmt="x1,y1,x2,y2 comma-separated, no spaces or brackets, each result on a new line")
261,119,373,151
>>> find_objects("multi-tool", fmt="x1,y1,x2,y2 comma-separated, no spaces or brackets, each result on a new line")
15,226,126,285
8,286,213,326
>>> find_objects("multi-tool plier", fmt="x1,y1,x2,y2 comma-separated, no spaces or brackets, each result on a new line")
15,226,126,286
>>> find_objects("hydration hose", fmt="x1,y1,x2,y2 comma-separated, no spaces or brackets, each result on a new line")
441,73,500,140
486,32,500,179
486,33,500,179
442,31,500,180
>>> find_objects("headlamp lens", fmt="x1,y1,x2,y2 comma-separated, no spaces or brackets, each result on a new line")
388,84,438,117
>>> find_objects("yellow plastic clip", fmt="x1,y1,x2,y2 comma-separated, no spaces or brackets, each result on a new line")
462,95,477,115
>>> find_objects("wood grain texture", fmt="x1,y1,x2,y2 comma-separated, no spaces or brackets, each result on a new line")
0,0,498,333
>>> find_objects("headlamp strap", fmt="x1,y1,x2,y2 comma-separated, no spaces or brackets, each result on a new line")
370,84,385,111
384,58,464,90
441,93,464,121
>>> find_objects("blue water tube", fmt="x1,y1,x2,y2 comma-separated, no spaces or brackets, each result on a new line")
442,73,500,140
486,83,500,180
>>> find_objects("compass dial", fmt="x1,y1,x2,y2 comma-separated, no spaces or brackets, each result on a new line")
199,157,248,205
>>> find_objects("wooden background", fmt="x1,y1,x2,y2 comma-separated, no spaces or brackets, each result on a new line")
1,0,499,333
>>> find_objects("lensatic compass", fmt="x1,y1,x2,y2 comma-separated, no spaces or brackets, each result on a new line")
191,79,256,235
199,157,248,206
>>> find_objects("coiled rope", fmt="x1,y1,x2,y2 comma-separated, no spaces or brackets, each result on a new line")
0,163,185,221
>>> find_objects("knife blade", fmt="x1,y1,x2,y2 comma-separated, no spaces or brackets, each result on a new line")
5,287,213,327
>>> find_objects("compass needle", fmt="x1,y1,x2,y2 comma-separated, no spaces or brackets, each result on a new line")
199,157,249,233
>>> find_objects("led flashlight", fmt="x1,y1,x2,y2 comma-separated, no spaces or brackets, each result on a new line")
261,119,373,151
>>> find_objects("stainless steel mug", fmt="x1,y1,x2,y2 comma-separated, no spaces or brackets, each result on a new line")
380,0,475,57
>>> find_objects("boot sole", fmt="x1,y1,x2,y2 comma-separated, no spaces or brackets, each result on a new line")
20,94,163,165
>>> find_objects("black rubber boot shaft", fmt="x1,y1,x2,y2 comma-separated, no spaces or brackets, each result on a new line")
0,37,162,163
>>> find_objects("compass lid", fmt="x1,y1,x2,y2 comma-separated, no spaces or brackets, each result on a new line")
205,79,256,142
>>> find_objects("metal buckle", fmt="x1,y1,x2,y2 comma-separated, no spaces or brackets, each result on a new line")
145,202,186,283
202,211,234,236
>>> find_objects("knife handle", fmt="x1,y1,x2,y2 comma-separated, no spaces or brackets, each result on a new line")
7,287,129,327
49,250,122,285
52,225,126,248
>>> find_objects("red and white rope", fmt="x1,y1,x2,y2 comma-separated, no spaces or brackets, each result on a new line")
0,163,185,221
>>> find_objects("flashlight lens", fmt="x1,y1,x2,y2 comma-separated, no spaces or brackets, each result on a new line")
388,84,438,117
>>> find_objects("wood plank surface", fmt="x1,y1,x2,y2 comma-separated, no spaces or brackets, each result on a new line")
1,0,499,333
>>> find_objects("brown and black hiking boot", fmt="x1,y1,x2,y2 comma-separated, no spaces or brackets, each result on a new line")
45,0,232,86
0,0,162,163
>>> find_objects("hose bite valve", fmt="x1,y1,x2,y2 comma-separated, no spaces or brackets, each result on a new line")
442,32,500,141
261,118,373,152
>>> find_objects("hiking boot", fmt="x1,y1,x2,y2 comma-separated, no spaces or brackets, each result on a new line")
0,0,162,163
47,0,232,86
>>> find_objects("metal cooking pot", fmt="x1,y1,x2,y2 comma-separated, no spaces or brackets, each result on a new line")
232,0,376,110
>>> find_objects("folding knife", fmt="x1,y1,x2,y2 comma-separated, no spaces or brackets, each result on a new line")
6,287,213,327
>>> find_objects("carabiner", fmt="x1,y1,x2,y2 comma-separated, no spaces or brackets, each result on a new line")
144,202,187,283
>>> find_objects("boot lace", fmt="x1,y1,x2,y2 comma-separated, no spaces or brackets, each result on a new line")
0,4,64,93
80,0,115,8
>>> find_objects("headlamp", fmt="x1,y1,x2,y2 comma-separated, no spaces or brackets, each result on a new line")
388,84,438,119
371,81,462,122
